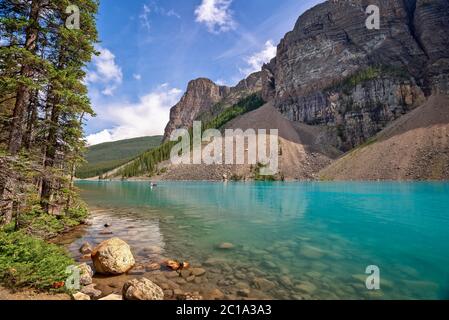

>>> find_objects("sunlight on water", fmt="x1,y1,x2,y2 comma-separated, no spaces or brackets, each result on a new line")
67,181,449,300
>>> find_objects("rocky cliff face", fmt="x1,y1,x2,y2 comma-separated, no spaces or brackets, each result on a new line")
164,0,449,151
163,78,229,140
262,0,449,150
163,72,264,140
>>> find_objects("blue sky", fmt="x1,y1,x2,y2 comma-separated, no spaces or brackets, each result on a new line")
85,0,324,145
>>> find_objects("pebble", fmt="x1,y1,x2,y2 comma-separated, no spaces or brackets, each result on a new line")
193,277,202,284
73,292,90,300
235,272,246,280
163,289,174,298
146,263,161,271
180,269,191,278
252,278,275,291
79,242,92,254
191,268,206,277
166,271,180,278
237,289,251,297
262,260,277,269
235,282,249,289
295,282,317,294
279,276,293,287
173,289,184,297
99,294,122,300
81,284,102,299
208,288,225,300
217,242,234,249
175,277,187,285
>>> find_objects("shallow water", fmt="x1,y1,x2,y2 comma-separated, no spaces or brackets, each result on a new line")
65,181,449,300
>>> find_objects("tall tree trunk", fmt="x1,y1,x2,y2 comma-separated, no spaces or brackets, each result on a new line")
8,0,41,156
23,90,38,150
40,101,60,213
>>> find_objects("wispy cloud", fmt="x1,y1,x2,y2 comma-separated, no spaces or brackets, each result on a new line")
240,40,277,76
139,2,181,32
86,84,182,145
133,74,142,80
195,0,236,34
140,4,152,31
86,46,123,96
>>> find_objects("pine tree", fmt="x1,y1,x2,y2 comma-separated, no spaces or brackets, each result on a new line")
0,0,99,222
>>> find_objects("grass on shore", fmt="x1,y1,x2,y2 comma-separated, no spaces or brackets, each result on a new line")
0,203,88,291
0,229,74,290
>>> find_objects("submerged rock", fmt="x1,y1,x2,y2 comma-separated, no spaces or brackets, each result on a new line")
143,245,163,254
165,260,181,271
208,288,225,300
122,278,164,300
146,262,161,271
91,238,135,275
295,282,317,294
191,268,206,277
252,278,276,291
217,242,234,250
79,242,92,255
237,288,251,297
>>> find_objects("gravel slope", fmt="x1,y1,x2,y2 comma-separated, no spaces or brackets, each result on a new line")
320,95,449,180
158,102,341,181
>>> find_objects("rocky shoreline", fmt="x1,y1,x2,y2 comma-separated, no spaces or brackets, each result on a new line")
70,236,263,301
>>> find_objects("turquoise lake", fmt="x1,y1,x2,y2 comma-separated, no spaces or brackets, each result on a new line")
71,181,449,300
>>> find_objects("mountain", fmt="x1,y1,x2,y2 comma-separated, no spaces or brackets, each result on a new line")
76,136,162,179
263,0,449,151
159,102,341,181
163,72,265,140
110,0,449,181
320,94,449,180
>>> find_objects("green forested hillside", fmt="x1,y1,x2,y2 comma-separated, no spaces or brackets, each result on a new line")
76,136,163,178
117,94,265,178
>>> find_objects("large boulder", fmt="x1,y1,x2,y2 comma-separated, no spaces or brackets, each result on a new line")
122,278,164,300
91,238,135,274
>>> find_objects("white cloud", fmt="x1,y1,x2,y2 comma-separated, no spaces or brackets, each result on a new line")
139,3,181,32
165,9,181,19
86,84,182,146
240,40,277,76
195,0,236,33
86,46,123,96
140,4,151,31
133,74,142,80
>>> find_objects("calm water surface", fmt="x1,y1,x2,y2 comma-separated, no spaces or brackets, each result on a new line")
66,181,449,300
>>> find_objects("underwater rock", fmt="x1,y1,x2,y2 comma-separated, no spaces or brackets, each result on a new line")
79,242,92,254
252,278,276,291
217,242,234,249
191,268,206,277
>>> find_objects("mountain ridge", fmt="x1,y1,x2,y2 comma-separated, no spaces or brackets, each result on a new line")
103,0,449,181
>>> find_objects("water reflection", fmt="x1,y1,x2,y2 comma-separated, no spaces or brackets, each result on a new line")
65,181,449,300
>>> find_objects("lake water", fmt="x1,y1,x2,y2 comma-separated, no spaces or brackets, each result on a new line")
67,181,449,300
